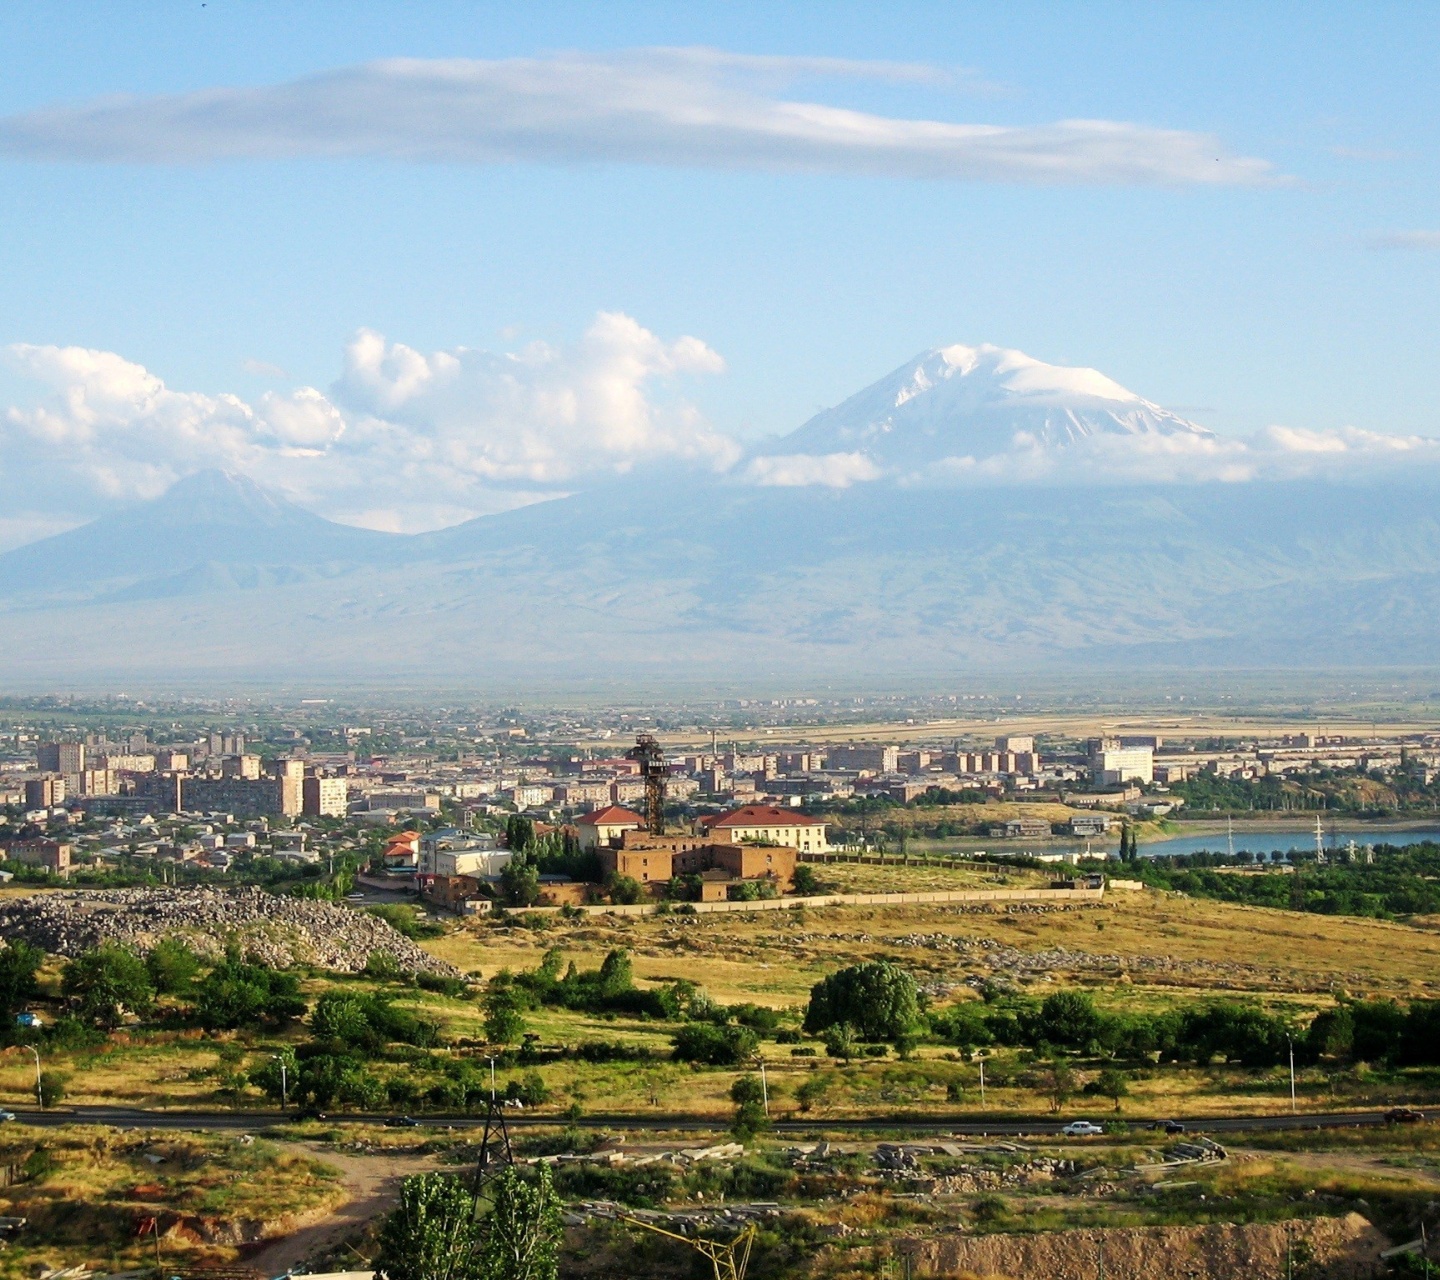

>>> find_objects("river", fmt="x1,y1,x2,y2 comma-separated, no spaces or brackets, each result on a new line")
1137,825,1440,860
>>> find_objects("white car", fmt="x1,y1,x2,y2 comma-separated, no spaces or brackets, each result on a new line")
1061,1121,1104,1137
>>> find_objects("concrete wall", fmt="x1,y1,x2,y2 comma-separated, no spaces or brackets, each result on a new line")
509,884,1105,919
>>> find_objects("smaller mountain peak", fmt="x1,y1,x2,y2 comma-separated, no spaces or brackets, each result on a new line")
143,469,307,528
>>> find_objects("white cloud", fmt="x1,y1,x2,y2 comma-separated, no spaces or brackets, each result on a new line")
242,357,291,379
750,421,1440,491
0,312,734,545
1367,230,1440,251
745,451,883,487
333,312,736,487
0,49,1276,187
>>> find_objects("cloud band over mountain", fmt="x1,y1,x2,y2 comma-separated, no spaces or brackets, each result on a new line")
0,48,1276,187
2,326,1436,552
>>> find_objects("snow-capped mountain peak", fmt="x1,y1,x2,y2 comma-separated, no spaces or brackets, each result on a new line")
778,343,1212,467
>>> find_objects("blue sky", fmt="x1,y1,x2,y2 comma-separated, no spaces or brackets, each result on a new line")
0,2,1436,541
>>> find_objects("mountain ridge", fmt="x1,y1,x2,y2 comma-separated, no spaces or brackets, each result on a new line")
0,344,1437,682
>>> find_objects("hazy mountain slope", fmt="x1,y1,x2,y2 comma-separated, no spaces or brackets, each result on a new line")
0,478,1434,684
1,342,1438,684
0,470,404,607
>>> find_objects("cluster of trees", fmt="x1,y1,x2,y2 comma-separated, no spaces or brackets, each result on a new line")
499,818,602,908
929,989,1298,1067
1174,767,1440,817
252,986,445,1109
923,985,1440,1071
484,948,690,1042
1136,844,1440,919
1303,998,1440,1067
484,947,789,1068
377,1166,562,1280
50,939,306,1032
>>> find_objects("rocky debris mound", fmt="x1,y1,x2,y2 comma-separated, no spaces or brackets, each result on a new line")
0,886,459,976
910,1212,1386,1280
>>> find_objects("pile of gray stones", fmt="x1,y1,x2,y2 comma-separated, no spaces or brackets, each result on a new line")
0,885,461,976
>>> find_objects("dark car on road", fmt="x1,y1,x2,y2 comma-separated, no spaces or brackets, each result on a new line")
1386,1107,1426,1124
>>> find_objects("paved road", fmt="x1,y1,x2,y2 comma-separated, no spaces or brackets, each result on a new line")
7,1105,1410,1137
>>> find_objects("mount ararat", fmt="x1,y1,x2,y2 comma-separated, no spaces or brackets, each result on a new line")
1,344,1437,685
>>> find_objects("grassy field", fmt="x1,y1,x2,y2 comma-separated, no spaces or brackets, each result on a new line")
6,870,1440,1122
0,1125,344,1280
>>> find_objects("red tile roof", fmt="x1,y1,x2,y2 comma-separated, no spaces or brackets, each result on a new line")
701,805,822,828
577,805,644,826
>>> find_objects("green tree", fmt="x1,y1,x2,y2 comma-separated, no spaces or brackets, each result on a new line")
804,961,920,1043
504,816,535,853
597,949,633,999
484,986,527,1045
146,937,201,994
197,959,306,1030
0,940,42,1028
479,1164,562,1280
729,1074,768,1139
1044,1057,1076,1113
1088,1067,1130,1112
792,865,822,896
61,944,154,1028
605,874,644,905
500,853,540,908
376,1173,481,1280
1038,991,1102,1048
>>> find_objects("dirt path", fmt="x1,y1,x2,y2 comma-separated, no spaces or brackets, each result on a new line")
244,1144,443,1276
1232,1145,1440,1186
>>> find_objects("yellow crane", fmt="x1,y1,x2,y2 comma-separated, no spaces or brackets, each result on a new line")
616,1213,757,1280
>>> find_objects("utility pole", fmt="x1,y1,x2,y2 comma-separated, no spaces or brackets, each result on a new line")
756,1057,769,1117
271,1054,287,1110
978,1055,986,1108
1288,1036,1297,1114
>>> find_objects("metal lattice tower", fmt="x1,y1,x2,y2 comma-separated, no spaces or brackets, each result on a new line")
618,1216,756,1280
628,733,668,834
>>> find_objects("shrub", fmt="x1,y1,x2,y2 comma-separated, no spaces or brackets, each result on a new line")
36,1070,68,1108
671,1022,759,1066
823,1023,859,1061
506,1071,551,1106
792,865,823,896
795,1075,832,1113
364,950,402,981
416,972,469,999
